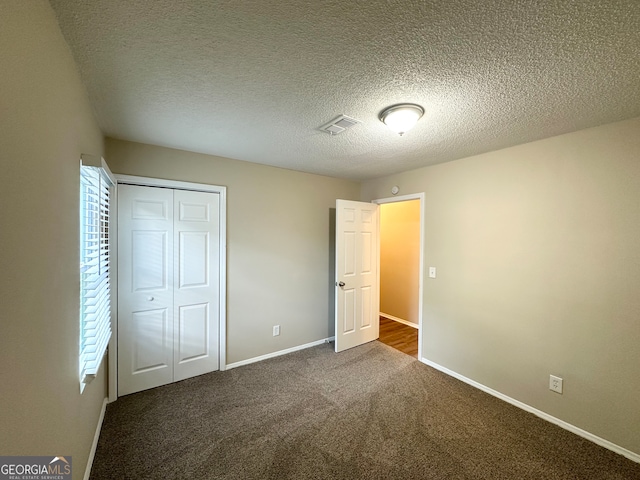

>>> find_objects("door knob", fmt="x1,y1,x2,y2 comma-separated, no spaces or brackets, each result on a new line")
338,281,345,287
147,296,154,301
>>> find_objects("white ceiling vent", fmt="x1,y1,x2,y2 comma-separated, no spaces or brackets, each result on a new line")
319,115,361,135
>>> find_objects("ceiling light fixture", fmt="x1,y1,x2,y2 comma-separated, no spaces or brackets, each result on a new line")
379,103,424,136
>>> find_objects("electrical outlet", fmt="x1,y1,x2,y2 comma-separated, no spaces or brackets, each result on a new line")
273,325,280,336
549,375,563,394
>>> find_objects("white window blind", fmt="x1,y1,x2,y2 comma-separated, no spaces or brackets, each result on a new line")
80,158,114,391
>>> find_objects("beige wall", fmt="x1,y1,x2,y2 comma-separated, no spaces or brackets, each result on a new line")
105,138,360,364
0,2,107,479
362,116,640,455
380,200,420,325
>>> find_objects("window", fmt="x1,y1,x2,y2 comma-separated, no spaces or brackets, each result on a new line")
79,156,115,392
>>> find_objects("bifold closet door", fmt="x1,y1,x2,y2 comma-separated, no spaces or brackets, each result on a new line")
118,184,220,396
173,189,220,382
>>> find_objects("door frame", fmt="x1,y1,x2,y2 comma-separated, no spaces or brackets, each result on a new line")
109,174,227,402
372,193,424,361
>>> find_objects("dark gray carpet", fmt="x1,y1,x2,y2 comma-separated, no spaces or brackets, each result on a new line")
91,342,640,479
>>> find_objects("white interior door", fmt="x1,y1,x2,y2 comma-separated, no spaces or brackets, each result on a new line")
335,199,380,352
173,189,220,381
118,185,220,396
118,185,174,395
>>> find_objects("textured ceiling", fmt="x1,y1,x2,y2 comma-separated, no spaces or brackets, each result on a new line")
49,0,640,181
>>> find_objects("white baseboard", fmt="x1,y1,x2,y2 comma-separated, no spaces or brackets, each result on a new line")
225,337,334,370
380,312,419,329
420,357,640,464
83,397,108,480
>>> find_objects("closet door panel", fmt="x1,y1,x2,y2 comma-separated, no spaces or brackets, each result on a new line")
118,185,174,396
173,189,220,381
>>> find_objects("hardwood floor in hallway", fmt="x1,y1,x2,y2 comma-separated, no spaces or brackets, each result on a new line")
378,316,418,358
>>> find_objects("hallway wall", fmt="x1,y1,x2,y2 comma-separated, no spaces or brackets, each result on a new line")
380,200,421,325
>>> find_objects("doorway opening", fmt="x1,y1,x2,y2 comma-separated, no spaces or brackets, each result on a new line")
374,194,424,359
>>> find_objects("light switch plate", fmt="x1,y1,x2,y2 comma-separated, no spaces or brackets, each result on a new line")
429,267,436,278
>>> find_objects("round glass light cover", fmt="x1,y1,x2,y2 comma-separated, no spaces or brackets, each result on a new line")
381,105,424,135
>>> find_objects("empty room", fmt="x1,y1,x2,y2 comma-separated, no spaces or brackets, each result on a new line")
1,1,639,479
